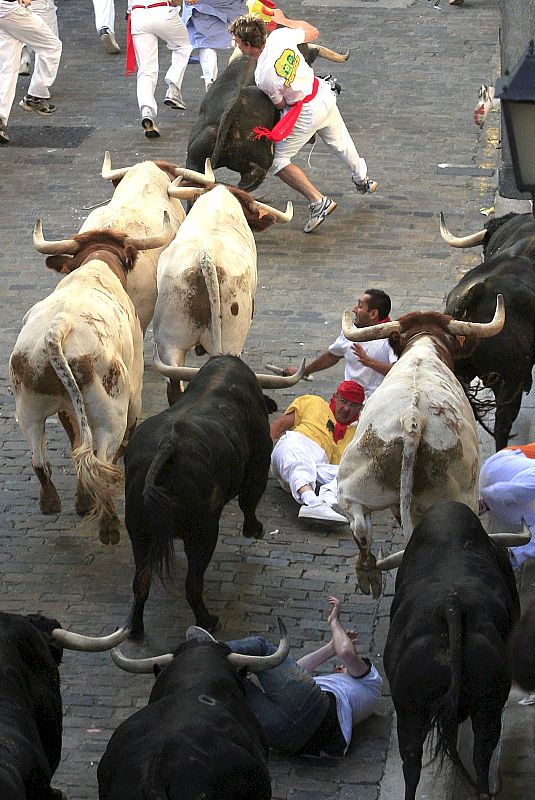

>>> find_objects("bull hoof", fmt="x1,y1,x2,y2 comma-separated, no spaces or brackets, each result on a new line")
198,613,219,633
356,568,371,595
99,519,121,545
243,522,264,540
75,485,93,516
370,569,383,600
49,788,68,800
40,494,61,515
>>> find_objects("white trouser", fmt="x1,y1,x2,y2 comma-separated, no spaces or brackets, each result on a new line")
479,449,535,569
131,5,192,118
92,0,115,32
271,431,338,503
271,78,367,181
198,46,217,85
0,6,61,124
20,0,58,67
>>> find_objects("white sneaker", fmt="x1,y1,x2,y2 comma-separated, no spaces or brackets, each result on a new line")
318,488,338,507
185,625,216,642
19,56,31,76
99,27,120,54
353,176,378,194
303,196,337,233
164,85,186,110
298,502,348,524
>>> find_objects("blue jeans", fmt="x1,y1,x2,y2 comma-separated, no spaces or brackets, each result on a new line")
226,636,329,755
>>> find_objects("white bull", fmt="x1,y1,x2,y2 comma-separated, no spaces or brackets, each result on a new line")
154,179,292,404
9,220,170,545
336,298,505,598
94,152,186,332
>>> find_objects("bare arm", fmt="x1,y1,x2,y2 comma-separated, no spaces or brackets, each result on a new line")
271,8,319,42
328,597,370,677
284,351,341,379
297,641,335,672
269,410,296,442
351,344,393,376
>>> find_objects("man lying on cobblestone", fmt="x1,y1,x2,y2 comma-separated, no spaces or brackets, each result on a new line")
229,11,378,233
283,288,396,400
188,596,383,757
269,380,364,523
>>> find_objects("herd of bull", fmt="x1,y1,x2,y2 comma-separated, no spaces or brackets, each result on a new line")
4,129,535,798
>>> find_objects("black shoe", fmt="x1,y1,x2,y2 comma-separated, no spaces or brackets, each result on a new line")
19,95,56,115
0,124,9,145
141,116,161,139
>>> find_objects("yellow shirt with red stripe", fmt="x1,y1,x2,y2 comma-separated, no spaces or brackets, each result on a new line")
286,395,356,465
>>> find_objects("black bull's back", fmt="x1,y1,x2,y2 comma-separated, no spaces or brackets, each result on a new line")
97,641,271,800
384,502,519,800
124,356,273,638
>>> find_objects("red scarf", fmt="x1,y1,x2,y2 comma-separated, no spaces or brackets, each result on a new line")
126,13,136,76
253,77,319,142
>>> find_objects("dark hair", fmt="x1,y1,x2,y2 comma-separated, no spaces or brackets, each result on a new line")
229,15,268,49
364,288,391,320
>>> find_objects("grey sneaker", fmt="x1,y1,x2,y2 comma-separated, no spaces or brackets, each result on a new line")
0,124,9,145
353,176,378,194
164,85,186,110
303,196,337,233
99,27,120,54
19,95,56,115
141,106,160,139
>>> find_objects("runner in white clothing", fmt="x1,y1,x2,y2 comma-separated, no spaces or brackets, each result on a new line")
0,0,62,144
230,11,378,233
283,288,396,399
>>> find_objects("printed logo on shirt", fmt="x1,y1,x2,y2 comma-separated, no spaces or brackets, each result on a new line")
274,48,300,87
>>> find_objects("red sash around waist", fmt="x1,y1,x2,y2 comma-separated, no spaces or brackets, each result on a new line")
252,77,319,142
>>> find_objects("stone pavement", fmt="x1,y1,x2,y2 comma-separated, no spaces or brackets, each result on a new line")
3,0,532,799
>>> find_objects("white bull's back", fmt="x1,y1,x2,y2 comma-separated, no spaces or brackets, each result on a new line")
80,162,185,332
154,186,257,362
338,338,479,525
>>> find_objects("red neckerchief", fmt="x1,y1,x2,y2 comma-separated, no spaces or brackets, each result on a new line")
328,399,360,443
253,77,319,142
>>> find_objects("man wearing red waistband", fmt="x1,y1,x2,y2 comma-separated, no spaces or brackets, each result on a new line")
229,11,378,233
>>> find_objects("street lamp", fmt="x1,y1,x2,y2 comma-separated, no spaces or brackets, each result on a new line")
495,40,535,216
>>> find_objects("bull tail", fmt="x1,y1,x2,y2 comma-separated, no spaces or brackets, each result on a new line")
399,397,426,538
44,314,122,523
200,251,222,354
429,595,478,792
142,435,182,580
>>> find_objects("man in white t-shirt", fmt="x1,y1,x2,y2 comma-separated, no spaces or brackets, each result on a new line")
190,596,383,757
229,12,378,233
284,288,396,400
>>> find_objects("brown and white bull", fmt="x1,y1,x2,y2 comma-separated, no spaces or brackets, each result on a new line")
155,172,293,404
9,217,171,545
336,298,505,598
97,151,186,332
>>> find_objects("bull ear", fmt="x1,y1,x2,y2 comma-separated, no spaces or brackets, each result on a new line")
26,614,64,665
46,254,73,273
123,245,137,272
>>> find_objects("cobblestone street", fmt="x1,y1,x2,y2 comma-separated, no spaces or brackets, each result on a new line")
0,0,507,798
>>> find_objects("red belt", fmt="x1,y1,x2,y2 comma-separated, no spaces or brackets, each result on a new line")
131,2,171,9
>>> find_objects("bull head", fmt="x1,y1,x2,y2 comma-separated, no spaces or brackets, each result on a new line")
376,518,532,571
341,294,505,342
153,351,307,389
167,180,293,224
109,618,289,674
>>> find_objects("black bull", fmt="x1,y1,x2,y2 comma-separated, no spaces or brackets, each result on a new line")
97,640,273,800
444,212,535,450
384,501,519,800
0,612,64,800
123,355,273,639
186,44,349,191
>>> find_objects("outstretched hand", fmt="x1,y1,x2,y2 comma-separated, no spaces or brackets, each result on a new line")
327,596,341,625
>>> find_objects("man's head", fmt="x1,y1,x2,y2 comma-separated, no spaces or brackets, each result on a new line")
230,15,268,55
332,380,364,425
353,288,391,328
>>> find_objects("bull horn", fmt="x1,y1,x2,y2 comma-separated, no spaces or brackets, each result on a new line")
250,199,293,224
440,212,486,248
254,358,306,388
342,310,401,342
315,44,350,62
101,150,132,181
490,518,532,547
447,294,505,338
153,350,200,381
33,218,79,256
227,618,290,672
168,159,216,186
111,646,174,673
167,183,208,200
124,210,173,251
376,550,404,571
52,624,131,652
